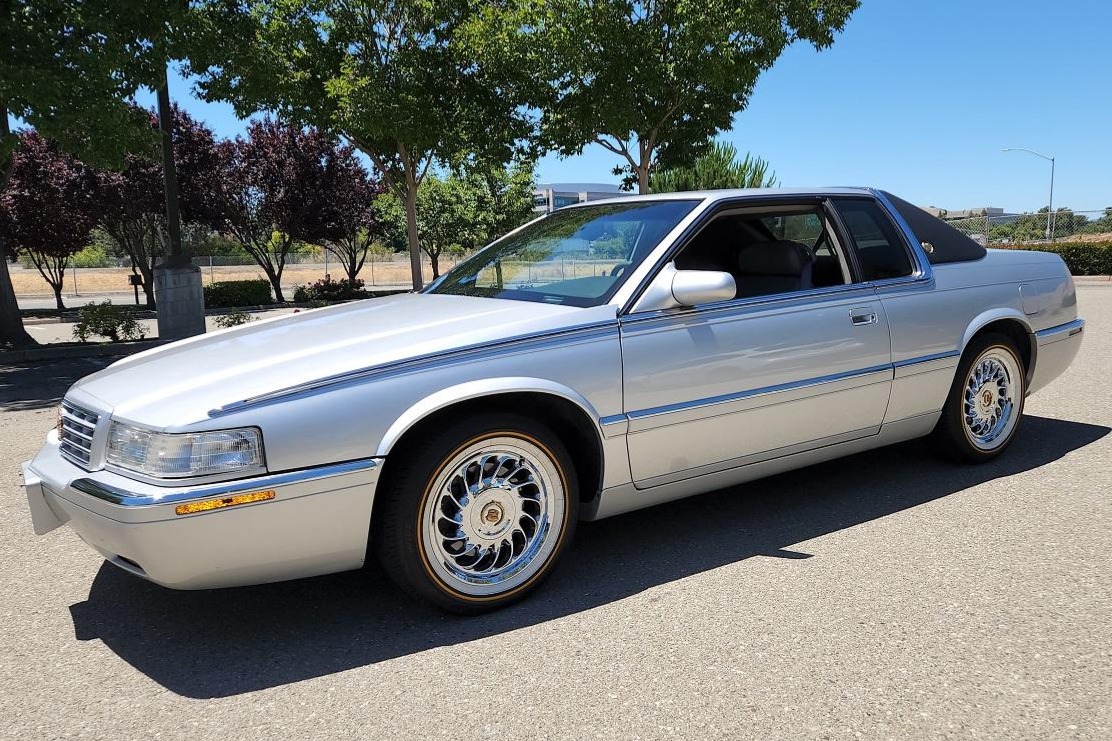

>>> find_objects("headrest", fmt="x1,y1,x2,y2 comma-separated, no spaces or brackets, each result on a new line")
736,240,812,276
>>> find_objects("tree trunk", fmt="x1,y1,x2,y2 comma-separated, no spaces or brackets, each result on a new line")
430,252,440,279
402,162,423,291
53,284,65,311
140,258,156,309
0,103,34,346
265,266,285,303
0,241,35,347
636,163,651,194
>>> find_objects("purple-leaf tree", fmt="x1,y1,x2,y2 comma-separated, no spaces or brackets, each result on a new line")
0,132,97,311
320,145,384,284
211,119,338,302
93,106,223,308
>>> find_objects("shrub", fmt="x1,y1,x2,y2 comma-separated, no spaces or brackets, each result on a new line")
203,279,274,308
214,310,257,329
73,301,145,343
292,276,368,303
1000,242,1112,276
71,245,117,268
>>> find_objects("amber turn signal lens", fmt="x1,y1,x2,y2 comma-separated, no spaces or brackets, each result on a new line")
174,490,275,516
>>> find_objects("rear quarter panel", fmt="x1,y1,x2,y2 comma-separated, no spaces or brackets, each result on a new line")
879,248,1077,422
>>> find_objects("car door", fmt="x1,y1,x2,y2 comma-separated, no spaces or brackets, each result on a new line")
619,201,894,488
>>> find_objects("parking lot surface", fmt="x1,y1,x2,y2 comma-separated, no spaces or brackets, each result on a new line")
2,287,1109,740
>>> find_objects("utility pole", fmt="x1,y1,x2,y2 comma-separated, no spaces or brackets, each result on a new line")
158,78,186,268
153,65,206,339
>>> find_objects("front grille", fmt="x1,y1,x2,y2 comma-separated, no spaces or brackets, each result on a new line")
59,402,99,469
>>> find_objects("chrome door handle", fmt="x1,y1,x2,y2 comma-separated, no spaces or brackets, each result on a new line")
849,308,878,326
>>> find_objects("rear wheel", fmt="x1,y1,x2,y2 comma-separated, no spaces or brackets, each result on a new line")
931,333,1026,463
373,412,578,613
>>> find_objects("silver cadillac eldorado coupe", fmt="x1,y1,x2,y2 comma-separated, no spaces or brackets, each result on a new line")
23,188,1084,612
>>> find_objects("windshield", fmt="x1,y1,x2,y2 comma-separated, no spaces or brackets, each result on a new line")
427,200,699,307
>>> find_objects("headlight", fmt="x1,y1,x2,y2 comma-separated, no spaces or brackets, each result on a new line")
106,423,264,478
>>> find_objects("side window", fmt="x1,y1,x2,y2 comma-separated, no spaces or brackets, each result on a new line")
672,207,849,301
832,199,915,281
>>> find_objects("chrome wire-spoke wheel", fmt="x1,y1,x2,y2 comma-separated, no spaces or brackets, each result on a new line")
961,347,1023,450
420,435,566,598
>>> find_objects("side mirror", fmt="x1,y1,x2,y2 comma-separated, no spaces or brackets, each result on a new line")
633,263,737,312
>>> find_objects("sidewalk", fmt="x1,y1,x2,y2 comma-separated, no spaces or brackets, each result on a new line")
2,307,300,364
24,306,299,344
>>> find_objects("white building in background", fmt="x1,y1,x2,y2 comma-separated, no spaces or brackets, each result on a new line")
922,206,1008,220
534,183,622,213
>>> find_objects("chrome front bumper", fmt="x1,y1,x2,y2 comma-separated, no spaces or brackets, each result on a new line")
23,433,382,589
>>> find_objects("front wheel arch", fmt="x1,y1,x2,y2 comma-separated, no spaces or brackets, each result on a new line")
373,390,605,531
372,410,580,612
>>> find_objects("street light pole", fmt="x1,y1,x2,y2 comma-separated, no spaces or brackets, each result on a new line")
1048,156,1055,240
1003,147,1056,241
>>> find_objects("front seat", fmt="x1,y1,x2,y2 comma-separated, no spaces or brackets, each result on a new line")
733,240,814,298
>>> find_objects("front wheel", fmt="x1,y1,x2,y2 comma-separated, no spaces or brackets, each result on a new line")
931,333,1026,463
373,412,578,613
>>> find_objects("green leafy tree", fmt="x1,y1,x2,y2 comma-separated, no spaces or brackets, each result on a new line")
479,0,857,194
378,175,484,279
651,142,777,193
473,159,539,241
190,0,533,290
378,160,538,278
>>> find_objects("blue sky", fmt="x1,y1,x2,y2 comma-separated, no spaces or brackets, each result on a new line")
99,0,1112,213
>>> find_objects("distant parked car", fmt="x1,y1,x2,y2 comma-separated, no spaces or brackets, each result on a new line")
24,188,1084,612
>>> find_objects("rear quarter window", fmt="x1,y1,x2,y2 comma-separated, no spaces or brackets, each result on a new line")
833,199,915,281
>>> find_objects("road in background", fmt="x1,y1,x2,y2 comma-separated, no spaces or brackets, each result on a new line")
1,287,1109,740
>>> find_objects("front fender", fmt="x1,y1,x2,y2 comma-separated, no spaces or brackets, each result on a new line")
374,377,605,457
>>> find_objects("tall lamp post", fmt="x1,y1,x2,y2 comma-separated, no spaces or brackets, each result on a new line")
153,64,206,340
1003,147,1056,241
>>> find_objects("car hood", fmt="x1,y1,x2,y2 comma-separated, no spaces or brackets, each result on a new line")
70,293,616,428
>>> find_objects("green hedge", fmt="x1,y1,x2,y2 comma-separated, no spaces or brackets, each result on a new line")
1001,242,1112,276
203,279,274,308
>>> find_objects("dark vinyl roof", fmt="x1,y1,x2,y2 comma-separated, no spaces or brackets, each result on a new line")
881,191,988,265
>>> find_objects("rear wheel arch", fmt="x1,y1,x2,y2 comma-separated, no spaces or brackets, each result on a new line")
961,314,1035,384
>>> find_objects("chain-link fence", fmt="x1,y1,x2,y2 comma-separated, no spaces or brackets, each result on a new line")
10,251,473,300
944,210,1112,245
189,251,471,290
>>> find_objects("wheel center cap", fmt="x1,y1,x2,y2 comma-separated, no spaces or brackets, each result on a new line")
483,504,504,525
977,385,1000,415
466,490,515,542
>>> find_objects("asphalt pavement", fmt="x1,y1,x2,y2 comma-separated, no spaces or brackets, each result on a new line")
1,287,1109,740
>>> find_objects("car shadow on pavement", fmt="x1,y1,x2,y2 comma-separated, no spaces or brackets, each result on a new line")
0,357,117,412
68,414,1108,699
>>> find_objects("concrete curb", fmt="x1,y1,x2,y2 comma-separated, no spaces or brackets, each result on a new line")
1074,276,1111,283
0,339,170,365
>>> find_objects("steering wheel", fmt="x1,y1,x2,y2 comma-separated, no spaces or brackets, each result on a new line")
609,262,632,278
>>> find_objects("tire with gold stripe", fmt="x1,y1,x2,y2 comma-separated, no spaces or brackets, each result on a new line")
373,412,578,613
